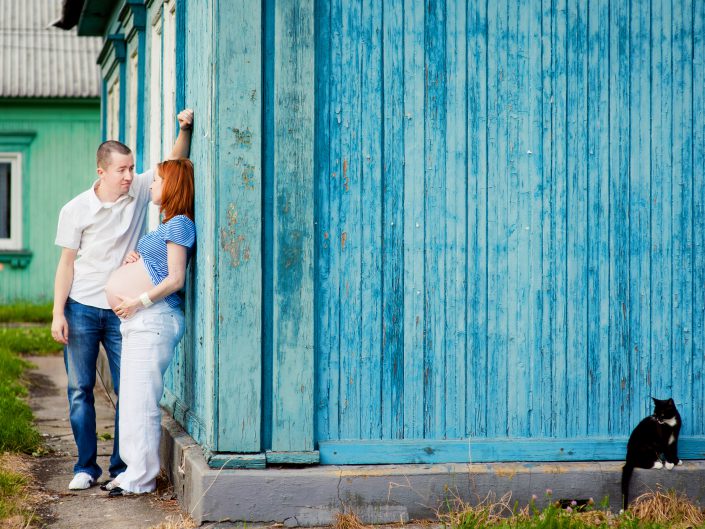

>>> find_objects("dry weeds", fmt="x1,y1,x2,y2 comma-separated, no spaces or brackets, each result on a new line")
629,488,704,529
147,514,197,529
335,511,370,529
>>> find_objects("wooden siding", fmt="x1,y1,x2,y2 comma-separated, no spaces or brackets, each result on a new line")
314,0,705,455
0,101,100,303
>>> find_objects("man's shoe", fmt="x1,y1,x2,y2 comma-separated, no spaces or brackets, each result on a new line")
68,472,95,490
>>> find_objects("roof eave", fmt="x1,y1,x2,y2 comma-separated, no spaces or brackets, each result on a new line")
77,0,120,36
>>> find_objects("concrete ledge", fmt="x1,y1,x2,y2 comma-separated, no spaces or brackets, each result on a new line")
160,414,705,526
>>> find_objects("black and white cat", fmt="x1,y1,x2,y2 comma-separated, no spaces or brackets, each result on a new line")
621,397,682,509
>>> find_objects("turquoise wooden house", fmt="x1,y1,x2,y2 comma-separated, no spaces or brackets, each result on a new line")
63,0,705,469
0,0,102,303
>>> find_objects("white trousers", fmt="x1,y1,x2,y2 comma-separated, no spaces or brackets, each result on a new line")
115,301,184,493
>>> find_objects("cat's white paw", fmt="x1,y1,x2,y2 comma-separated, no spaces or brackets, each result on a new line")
652,461,664,469
677,459,683,466
665,462,674,470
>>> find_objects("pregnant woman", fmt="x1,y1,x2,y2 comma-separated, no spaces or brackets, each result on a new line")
103,158,195,496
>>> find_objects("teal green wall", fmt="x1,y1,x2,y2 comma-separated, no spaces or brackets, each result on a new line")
0,99,100,303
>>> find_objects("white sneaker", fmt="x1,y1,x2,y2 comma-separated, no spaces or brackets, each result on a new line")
68,472,95,490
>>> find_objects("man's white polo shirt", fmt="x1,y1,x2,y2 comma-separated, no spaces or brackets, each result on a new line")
55,170,154,309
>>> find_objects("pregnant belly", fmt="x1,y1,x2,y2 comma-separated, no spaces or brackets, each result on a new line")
105,259,154,310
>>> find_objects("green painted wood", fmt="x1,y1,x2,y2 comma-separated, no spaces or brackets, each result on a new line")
0,101,99,303
214,0,262,453
270,0,315,452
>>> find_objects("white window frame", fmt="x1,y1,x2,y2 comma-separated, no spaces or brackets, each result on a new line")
128,50,139,150
107,73,121,140
162,0,176,156
0,153,23,250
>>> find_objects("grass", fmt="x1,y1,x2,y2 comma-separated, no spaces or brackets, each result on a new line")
0,327,61,356
434,489,705,529
0,303,52,324
0,348,41,454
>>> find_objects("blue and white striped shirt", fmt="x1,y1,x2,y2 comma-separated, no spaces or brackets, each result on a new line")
137,215,196,308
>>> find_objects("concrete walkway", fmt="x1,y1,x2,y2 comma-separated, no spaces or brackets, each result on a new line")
27,355,191,529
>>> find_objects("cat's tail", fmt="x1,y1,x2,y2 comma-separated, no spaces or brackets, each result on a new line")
621,464,634,510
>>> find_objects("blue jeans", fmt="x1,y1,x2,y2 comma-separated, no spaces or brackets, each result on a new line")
63,298,126,479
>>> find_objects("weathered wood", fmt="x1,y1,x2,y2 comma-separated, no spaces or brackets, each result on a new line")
270,0,315,452
212,0,262,453
207,452,266,470
320,437,705,465
265,451,320,465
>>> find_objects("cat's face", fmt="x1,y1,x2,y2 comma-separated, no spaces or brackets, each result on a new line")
652,397,677,421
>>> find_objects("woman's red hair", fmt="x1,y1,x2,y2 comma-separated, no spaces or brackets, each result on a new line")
157,159,194,223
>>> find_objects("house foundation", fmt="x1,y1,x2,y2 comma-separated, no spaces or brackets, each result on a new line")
161,414,705,526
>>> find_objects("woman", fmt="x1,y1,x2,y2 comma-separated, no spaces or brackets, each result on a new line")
102,158,195,496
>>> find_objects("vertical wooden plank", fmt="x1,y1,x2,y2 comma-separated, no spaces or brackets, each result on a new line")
586,0,611,436
551,0,568,438
507,0,532,438
338,0,362,440
402,0,425,439
627,0,651,425
538,0,554,438
424,0,447,439
314,0,332,445
649,0,673,412
381,0,405,441
262,0,275,450
671,0,694,433
692,0,705,436
444,0,468,440
466,0,488,439
214,0,262,452
505,0,520,437
565,0,589,437
608,0,631,435
359,0,383,440
326,0,343,443
271,0,315,452
184,0,217,448
526,0,544,438
486,0,509,438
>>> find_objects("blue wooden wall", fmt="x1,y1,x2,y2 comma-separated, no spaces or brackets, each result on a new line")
314,0,705,463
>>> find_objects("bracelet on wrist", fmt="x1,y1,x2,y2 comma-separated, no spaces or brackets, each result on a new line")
139,292,154,308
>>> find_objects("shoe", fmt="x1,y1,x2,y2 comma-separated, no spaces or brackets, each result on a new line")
68,472,95,490
100,479,119,491
108,486,132,497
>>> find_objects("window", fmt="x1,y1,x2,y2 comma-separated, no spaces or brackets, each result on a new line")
0,153,22,250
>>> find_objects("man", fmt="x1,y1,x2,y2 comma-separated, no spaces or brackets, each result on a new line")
51,109,194,490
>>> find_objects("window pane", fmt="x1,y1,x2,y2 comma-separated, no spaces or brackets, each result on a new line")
0,163,10,239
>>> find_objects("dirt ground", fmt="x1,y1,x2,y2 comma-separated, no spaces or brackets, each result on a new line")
26,355,193,529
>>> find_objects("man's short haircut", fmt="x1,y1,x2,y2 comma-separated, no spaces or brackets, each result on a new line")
96,140,132,169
